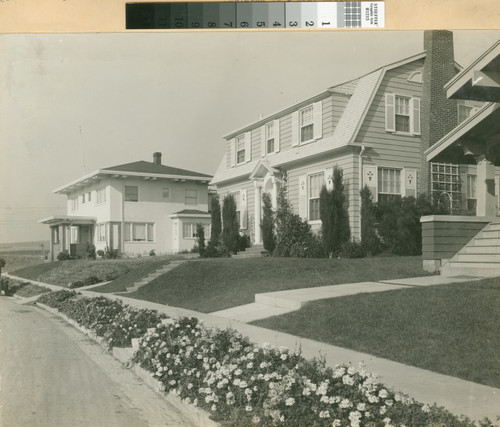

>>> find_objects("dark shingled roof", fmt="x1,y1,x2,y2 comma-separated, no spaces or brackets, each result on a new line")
102,161,212,178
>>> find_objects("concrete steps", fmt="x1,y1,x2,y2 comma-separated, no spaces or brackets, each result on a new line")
232,244,267,259
125,260,186,292
442,222,500,277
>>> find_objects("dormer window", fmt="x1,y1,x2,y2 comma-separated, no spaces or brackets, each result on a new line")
265,122,275,154
260,120,280,157
385,93,420,135
300,106,314,142
236,135,246,164
291,101,322,147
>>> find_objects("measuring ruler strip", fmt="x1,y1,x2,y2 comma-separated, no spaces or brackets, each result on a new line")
126,2,385,29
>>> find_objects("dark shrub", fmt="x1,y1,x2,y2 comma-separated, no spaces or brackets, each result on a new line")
69,280,85,289
149,249,156,256
360,185,381,256
210,195,222,245
203,241,231,258
339,239,366,258
86,243,96,260
97,249,105,258
237,234,251,252
196,223,206,257
57,251,71,261
38,289,77,308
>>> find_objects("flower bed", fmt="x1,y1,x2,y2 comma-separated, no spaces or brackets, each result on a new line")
13,283,51,298
37,290,166,349
36,290,488,427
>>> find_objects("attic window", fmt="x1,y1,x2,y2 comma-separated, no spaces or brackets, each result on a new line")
408,71,422,83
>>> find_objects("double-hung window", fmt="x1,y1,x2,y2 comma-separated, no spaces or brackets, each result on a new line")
185,189,198,205
265,122,275,154
97,187,106,204
124,222,154,242
385,93,420,135
236,135,246,165
71,197,79,211
378,168,401,203
466,174,477,213
300,106,314,143
308,172,324,221
125,185,139,202
395,96,411,133
97,224,106,242
182,223,197,239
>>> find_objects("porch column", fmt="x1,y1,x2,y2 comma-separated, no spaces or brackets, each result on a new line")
476,155,496,218
254,180,262,244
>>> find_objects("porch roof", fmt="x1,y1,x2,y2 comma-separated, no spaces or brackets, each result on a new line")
425,102,500,165
445,39,500,102
38,215,96,226
169,209,211,219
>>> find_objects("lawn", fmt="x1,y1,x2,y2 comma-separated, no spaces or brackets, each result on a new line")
253,277,500,388
10,256,174,287
126,255,430,313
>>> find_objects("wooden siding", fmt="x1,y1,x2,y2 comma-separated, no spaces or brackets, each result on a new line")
421,220,489,260
357,59,425,172
224,95,339,166
287,152,360,238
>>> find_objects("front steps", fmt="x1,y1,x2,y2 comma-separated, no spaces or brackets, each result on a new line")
442,222,500,277
231,244,267,259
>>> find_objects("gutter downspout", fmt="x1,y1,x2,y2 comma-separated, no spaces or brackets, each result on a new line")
358,145,366,240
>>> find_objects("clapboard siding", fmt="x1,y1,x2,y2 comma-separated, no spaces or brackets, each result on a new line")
287,152,360,238
357,58,424,172
421,220,489,260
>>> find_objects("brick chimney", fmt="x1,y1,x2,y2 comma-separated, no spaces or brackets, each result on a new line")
153,152,162,166
420,30,458,195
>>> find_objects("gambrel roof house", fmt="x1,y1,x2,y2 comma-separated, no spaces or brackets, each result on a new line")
40,152,212,260
210,31,486,247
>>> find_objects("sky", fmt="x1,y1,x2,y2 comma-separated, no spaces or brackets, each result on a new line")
1,30,500,244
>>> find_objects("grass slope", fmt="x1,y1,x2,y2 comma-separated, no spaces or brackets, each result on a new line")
253,277,500,388
129,256,430,313
10,256,173,287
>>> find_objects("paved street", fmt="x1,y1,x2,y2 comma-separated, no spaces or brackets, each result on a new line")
0,297,195,427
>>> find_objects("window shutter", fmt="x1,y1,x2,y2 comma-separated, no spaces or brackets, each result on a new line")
313,101,323,140
230,139,236,167
385,93,395,132
240,189,248,229
244,132,251,163
411,98,421,135
260,125,266,157
291,112,299,147
274,119,280,153
325,168,333,191
298,175,307,219
363,165,378,201
404,169,417,198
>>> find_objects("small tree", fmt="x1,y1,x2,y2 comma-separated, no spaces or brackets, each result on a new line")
210,195,222,245
196,223,206,256
319,166,350,257
360,185,380,256
0,258,5,277
222,194,239,254
261,192,276,254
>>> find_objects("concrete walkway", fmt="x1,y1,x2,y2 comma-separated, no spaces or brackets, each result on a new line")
7,272,500,422
210,275,482,323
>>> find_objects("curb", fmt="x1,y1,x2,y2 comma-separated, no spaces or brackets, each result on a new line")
35,301,218,427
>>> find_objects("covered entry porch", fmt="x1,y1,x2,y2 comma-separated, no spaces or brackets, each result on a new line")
422,40,500,275
39,215,96,261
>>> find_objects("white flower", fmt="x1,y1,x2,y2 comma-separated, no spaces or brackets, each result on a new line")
319,410,330,418
356,403,366,411
339,398,352,409
239,380,248,388
259,362,268,369
245,405,253,412
342,374,354,386
422,404,431,413
234,369,242,376
247,362,253,369
378,388,389,399
252,416,260,424
332,420,342,427
285,397,295,406
379,405,387,415
385,399,393,407
348,411,362,427
383,417,393,427
347,366,356,375
211,404,217,412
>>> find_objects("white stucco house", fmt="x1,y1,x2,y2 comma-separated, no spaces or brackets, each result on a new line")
40,152,212,260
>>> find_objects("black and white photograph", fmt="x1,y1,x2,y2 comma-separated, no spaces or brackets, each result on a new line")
1,26,500,427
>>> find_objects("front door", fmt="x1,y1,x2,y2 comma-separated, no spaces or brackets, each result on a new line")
172,221,179,253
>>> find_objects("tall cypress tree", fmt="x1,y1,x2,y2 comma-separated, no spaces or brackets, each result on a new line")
222,194,239,254
319,185,334,257
210,195,222,245
261,192,276,254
